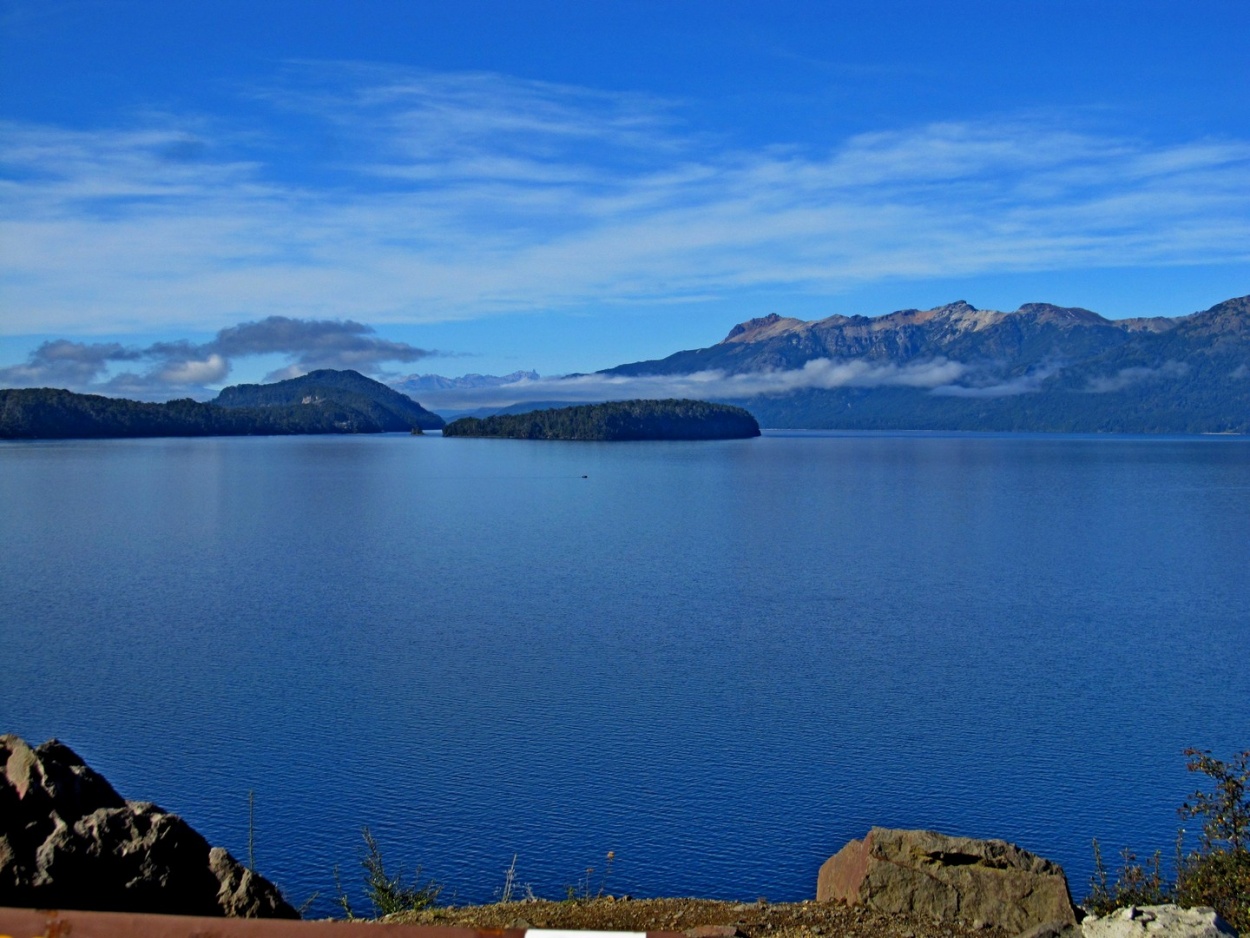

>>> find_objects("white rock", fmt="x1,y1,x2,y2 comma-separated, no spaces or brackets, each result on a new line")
1081,905,1236,938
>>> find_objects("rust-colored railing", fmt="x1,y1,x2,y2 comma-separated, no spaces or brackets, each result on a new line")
0,909,680,938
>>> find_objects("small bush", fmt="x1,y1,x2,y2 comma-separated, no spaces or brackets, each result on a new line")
1175,848,1249,934
1086,841,1170,915
1177,748,1249,933
1180,748,1249,853
335,827,441,919
1086,747,1249,932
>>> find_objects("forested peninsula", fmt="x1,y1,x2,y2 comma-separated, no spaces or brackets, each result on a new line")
0,370,443,440
442,399,761,440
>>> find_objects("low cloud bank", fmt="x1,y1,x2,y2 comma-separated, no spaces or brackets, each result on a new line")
409,355,1197,412
1084,361,1190,392
930,363,1065,398
0,316,434,400
409,358,983,409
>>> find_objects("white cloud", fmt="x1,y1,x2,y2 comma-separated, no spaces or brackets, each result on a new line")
2,66,1250,336
931,362,1066,398
154,353,229,385
410,357,974,410
1085,361,1190,393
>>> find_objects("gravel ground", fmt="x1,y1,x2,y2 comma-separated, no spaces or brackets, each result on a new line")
391,897,1013,938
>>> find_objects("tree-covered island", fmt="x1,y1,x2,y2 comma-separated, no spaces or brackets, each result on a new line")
442,399,761,441
0,370,444,439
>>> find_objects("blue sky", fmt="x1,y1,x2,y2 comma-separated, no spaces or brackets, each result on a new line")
2,0,1248,398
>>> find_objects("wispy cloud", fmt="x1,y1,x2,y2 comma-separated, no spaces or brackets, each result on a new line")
1084,360,1190,393
409,357,976,410
2,65,1250,337
931,362,1066,398
0,316,434,399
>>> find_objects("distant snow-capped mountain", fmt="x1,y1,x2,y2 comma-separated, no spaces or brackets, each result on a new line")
391,370,540,393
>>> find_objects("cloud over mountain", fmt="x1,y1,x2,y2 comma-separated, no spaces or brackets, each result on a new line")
409,359,976,410
412,295,1250,435
0,316,434,399
1084,361,1190,393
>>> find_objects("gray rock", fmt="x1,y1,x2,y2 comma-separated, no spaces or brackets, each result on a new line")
817,827,1077,934
1016,921,1082,938
1081,905,1237,938
0,733,296,917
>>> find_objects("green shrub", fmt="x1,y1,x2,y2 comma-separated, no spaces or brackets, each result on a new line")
1179,748,1249,853
1173,747,1249,933
335,827,441,919
1086,747,1249,932
1175,848,1249,934
1086,841,1170,915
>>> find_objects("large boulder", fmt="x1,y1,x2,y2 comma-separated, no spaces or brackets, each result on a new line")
0,734,296,917
1080,905,1237,938
817,827,1077,934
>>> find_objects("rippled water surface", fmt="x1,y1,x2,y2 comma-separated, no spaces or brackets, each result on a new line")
3,431,1248,915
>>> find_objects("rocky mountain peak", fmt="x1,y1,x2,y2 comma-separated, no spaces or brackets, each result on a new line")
1184,294,1250,336
721,312,807,344
1014,303,1108,325
873,301,1002,333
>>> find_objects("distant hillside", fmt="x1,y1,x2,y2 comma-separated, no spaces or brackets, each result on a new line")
443,399,761,441
214,369,444,430
0,370,444,439
431,401,594,423
391,370,540,393
601,296,1250,433
491,400,588,416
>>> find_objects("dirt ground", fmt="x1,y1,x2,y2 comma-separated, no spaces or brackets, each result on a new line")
392,896,1012,938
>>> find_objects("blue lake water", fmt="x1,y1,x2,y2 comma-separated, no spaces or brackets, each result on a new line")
2,430,1248,916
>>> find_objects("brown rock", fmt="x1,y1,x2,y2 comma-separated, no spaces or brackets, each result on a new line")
817,828,1076,935
0,733,296,918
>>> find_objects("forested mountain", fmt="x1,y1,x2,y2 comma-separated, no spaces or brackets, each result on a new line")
214,369,444,430
443,399,760,441
0,370,444,439
602,296,1250,433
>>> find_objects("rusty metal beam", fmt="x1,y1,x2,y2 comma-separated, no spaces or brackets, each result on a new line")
0,909,681,938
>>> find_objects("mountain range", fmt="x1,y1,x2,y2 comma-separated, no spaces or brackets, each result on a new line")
5,297,1247,438
392,370,540,393
596,295,1250,433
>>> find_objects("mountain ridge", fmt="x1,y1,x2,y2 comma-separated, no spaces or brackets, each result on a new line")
392,370,541,393
601,295,1250,433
